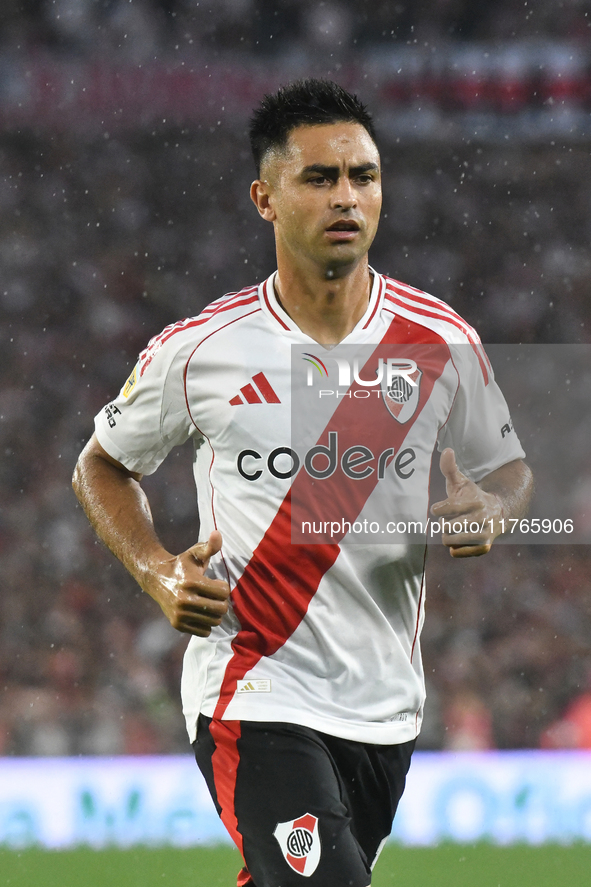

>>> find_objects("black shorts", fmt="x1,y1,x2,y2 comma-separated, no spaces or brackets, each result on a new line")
193,715,415,887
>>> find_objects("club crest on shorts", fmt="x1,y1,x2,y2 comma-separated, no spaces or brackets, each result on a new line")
381,360,422,423
273,812,321,877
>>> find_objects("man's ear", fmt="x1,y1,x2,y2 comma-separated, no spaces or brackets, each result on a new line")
250,179,277,222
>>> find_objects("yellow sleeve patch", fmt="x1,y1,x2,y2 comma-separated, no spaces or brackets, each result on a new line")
122,365,138,398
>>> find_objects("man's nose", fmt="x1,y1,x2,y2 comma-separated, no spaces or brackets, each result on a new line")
330,177,357,209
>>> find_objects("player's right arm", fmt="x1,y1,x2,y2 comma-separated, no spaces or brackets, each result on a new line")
72,433,230,637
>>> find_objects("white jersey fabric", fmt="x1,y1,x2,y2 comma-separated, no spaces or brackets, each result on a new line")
94,270,525,745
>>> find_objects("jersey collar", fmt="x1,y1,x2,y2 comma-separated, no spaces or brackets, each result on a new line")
259,269,385,341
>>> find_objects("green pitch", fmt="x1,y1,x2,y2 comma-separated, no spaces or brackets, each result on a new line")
1,843,590,886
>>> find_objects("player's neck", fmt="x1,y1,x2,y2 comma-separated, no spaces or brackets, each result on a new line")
274,259,371,346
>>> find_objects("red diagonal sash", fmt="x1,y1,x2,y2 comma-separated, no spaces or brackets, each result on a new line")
213,319,449,719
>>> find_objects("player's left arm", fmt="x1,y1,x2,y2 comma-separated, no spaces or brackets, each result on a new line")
430,448,533,558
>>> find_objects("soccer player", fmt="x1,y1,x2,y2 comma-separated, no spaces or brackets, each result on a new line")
73,80,532,887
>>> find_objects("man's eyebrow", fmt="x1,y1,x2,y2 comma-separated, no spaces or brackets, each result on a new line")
301,164,339,178
300,162,379,177
349,163,380,175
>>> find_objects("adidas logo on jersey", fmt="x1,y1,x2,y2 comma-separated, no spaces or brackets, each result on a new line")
237,679,272,693
229,372,281,406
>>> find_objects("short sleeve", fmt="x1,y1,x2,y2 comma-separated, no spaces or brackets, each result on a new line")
437,343,525,482
94,330,199,475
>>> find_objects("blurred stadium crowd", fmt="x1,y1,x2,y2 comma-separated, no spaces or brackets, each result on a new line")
0,0,589,54
1,0,591,756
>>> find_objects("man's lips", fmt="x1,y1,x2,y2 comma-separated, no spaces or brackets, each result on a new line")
325,220,360,241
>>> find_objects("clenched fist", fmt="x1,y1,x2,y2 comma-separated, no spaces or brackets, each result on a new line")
144,531,231,636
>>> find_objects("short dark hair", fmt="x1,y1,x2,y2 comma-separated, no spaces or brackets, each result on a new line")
249,78,377,177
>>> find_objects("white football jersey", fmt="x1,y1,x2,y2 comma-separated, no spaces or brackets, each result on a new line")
94,271,525,745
